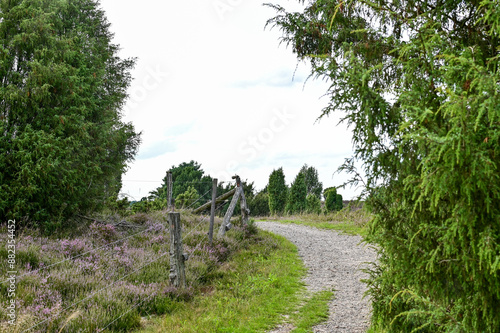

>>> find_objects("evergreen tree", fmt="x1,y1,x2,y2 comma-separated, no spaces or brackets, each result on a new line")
153,161,212,206
267,167,287,215
0,0,140,229
286,171,307,214
324,187,337,212
305,193,321,214
268,0,500,331
249,189,270,217
299,164,323,199
335,194,343,211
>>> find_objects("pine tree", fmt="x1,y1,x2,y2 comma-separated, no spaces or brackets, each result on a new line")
0,0,140,229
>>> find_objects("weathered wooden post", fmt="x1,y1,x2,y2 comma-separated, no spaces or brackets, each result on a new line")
167,172,173,211
218,186,241,237
168,212,186,288
240,188,250,226
233,176,250,226
208,178,218,246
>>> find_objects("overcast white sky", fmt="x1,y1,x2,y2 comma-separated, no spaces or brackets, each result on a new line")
98,0,360,200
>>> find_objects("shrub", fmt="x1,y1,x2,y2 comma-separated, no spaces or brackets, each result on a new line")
336,194,343,211
175,186,199,209
305,194,322,214
249,191,270,216
324,188,337,212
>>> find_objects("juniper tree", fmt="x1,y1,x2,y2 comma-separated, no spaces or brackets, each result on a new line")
0,0,140,229
267,0,500,331
267,167,288,215
286,171,307,214
299,164,323,198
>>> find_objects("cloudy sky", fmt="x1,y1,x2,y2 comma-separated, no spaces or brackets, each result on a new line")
98,0,360,200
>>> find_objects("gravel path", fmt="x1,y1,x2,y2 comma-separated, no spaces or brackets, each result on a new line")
256,222,377,333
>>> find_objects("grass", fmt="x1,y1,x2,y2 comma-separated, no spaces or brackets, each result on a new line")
259,208,373,237
0,208,369,332
0,211,280,332
135,230,308,332
290,289,334,333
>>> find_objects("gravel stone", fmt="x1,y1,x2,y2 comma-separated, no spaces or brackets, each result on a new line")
256,222,377,333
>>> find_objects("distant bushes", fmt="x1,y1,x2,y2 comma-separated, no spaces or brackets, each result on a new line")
249,191,270,216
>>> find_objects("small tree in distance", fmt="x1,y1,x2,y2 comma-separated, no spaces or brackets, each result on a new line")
324,187,338,212
286,172,307,214
268,168,287,215
305,194,322,214
299,164,323,199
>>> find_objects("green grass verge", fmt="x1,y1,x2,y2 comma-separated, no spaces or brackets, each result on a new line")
257,209,373,237
291,289,334,333
136,231,307,333
279,219,367,236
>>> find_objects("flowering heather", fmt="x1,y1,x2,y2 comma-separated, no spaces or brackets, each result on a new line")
0,212,257,332
21,281,63,322
60,238,91,257
146,220,166,233
89,222,118,243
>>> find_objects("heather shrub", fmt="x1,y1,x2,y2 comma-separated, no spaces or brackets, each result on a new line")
89,222,118,243
129,213,150,225
0,207,270,332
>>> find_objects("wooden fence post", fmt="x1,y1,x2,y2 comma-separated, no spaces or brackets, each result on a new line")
218,187,241,237
208,178,217,246
234,175,250,226
168,212,186,288
240,188,250,226
167,172,173,211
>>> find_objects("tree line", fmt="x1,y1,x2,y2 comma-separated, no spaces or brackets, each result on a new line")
129,160,344,217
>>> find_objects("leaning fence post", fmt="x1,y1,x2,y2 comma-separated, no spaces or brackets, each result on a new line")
218,187,241,237
239,187,250,226
167,172,173,211
208,178,217,246
168,212,186,288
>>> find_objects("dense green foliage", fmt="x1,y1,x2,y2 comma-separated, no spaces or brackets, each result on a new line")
0,0,140,228
248,189,271,216
286,172,307,214
305,193,321,214
174,186,199,209
324,187,338,212
153,161,213,207
267,168,288,215
299,164,323,199
267,0,500,331
335,194,343,211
